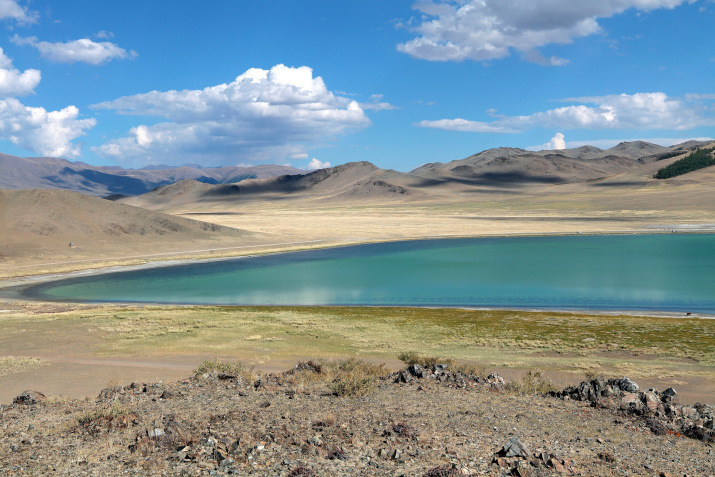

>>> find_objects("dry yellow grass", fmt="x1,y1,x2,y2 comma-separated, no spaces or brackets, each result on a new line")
0,356,45,377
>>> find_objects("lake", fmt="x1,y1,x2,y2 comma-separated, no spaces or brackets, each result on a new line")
26,234,715,313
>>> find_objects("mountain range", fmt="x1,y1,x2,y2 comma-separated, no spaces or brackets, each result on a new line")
0,154,304,197
114,140,714,208
2,140,712,201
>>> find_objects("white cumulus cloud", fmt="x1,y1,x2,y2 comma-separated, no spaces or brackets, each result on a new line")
398,0,696,64
11,35,137,65
418,92,715,133
306,158,331,170
0,47,40,97
543,132,567,150
91,64,371,166
0,0,37,24
0,99,96,157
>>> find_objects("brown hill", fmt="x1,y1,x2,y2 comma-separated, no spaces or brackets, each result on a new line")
122,162,428,210
0,153,304,197
0,189,250,264
410,140,713,186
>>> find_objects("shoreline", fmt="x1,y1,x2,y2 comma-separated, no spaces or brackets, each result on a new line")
2,231,715,319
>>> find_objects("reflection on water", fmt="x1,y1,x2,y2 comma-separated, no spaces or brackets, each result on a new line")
27,234,715,313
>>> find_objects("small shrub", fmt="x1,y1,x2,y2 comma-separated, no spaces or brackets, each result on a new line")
76,404,136,435
193,359,254,382
598,452,616,463
392,421,418,439
397,351,455,368
506,370,558,395
584,370,605,382
311,413,336,429
326,358,386,397
423,465,461,477
329,374,376,397
288,467,315,476
452,362,487,377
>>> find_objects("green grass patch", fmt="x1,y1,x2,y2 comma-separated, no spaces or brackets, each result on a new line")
3,305,714,383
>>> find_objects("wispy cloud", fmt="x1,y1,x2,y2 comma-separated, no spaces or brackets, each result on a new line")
0,0,38,25
398,0,697,65
11,35,137,65
92,64,371,166
360,94,400,111
418,92,715,133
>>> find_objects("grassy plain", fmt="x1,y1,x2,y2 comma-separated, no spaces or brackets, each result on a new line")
1,302,713,403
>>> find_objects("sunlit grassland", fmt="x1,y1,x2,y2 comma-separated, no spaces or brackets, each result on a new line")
0,356,45,377
2,304,713,381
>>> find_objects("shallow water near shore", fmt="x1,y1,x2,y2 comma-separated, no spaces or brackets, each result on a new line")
26,234,715,313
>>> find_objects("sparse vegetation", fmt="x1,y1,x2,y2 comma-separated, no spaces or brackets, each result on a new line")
0,356,45,377
326,358,386,397
506,370,558,395
193,359,254,383
655,150,685,161
76,404,135,435
655,147,715,179
397,351,455,368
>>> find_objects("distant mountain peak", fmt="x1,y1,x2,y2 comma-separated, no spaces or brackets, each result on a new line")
0,153,305,197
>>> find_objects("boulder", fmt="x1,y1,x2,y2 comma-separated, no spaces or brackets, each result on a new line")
13,390,46,405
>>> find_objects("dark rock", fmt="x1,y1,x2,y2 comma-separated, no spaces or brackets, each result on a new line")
500,437,530,459
397,370,413,383
487,373,505,385
408,364,424,377
97,386,124,400
433,364,448,374
661,387,677,403
614,377,639,393
13,391,46,406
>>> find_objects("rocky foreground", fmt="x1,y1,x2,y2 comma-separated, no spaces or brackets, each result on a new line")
1,361,713,476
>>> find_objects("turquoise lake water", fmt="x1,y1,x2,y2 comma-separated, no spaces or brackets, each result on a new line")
27,234,715,312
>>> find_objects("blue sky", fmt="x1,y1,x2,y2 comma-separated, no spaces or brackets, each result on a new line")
0,0,713,172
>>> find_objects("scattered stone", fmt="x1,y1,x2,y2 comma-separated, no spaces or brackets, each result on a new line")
13,391,46,406
661,388,677,403
287,466,315,476
499,437,530,459
422,464,461,476
598,452,616,463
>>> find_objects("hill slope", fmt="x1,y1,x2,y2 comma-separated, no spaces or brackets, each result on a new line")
0,189,250,263
121,162,429,210
0,153,304,197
